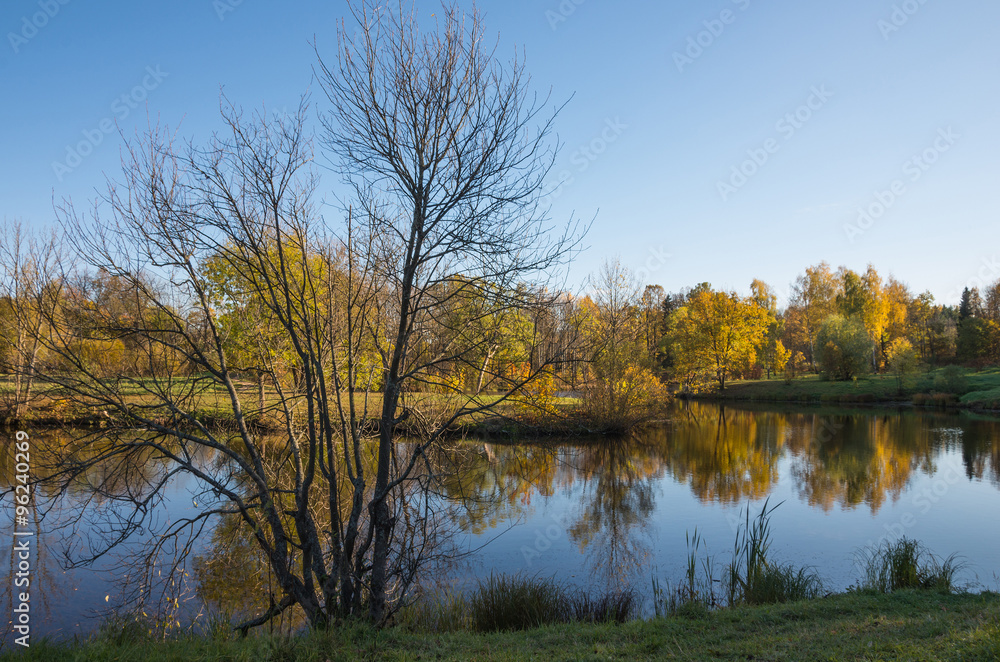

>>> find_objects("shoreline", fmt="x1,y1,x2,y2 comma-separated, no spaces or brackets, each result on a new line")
4,590,997,660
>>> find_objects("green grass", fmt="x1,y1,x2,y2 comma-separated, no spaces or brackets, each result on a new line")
6,591,998,661
400,574,639,633
708,367,1000,410
0,372,586,430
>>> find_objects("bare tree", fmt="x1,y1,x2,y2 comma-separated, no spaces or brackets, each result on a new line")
24,0,580,632
316,0,582,620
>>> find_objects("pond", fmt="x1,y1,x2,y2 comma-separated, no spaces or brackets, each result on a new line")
444,402,1000,600
2,401,1000,643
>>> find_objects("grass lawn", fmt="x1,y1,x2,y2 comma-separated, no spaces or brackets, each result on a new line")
0,373,582,428
708,367,1000,409
6,590,998,661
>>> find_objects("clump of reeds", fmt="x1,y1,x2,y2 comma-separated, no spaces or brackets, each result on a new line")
855,537,964,593
652,528,720,616
725,499,824,606
465,573,639,632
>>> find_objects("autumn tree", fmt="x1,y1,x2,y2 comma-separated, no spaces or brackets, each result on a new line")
909,292,957,364
835,265,889,371
422,278,535,395
640,284,665,358
881,276,912,365
582,260,666,429
983,280,1000,323
750,279,787,379
669,286,768,391
0,220,62,419
816,315,871,381
201,243,336,412
788,262,840,368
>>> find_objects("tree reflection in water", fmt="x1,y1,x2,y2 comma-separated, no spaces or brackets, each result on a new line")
4,404,1000,634
564,436,659,589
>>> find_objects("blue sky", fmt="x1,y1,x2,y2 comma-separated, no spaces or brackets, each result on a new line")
2,0,998,305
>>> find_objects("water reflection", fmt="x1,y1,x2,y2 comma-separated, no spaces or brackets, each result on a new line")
655,404,785,504
428,403,1000,590
562,436,659,588
3,403,1000,639
432,403,1000,519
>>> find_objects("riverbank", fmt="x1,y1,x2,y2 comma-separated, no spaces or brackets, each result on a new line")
0,376,589,434
5,590,997,661
10,367,1000,433
695,368,1000,412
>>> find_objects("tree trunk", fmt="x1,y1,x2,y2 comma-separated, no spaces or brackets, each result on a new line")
16,338,40,420
475,346,497,395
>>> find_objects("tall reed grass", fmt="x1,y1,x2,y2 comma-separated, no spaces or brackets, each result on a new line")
400,574,639,632
856,537,964,593
725,499,824,606
652,528,720,616
653,500,823,614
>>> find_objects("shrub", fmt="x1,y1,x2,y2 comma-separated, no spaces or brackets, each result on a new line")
913,392,958,408
582,365,669,432
514,369,560,416
933,393,958,407
933,365,969,394
887,338,919,393
468,574,568,631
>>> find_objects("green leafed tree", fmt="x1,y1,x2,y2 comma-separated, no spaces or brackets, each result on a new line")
886,337,918,393
816,315,872,381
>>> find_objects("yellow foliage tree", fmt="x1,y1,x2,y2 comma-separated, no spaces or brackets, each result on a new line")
671,288,768,391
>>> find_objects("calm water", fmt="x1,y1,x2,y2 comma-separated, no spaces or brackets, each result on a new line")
444,402,1000,600
3,401,1000,642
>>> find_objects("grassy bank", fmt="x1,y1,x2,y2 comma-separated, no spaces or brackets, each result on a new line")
0,375,588,433
6,590,998,661
699,367,1000,411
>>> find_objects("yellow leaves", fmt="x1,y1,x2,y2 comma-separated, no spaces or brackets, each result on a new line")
514,370,560,416
670,288,769,388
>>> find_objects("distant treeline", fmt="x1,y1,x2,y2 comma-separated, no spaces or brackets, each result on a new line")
649,262,995,391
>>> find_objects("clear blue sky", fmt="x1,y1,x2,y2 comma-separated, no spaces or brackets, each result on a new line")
2,0,998,305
